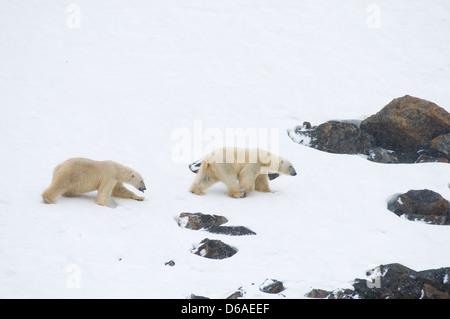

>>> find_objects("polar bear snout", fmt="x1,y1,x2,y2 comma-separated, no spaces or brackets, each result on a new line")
138,181,146,192
289,166,297,176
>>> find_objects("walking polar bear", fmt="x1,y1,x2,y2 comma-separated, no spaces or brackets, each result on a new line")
189,147,297,198
42,158,146,206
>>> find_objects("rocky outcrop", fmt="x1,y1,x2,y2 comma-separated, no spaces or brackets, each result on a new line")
289,95,450,163
306,263,450,299
388,189,450,225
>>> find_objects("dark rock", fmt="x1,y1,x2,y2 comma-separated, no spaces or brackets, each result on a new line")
289,96,450,163
268,173,279,180
178,213,228,230
165,260,175,266
388,189,450,225
293,121,376,155
360,95,450,154
178,212,256,236
190,294,209,299
305,289,331,299
430,133,450,159
207,225,256,236
259,279,285,294
367,147,399,163
307,263,450,299
227,288,245,299
415,154,449,163
192,238,238,260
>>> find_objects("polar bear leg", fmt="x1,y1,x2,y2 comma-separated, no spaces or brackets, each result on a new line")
255,174,272,192
96,181,116,206
112,183,144,201
42,186,65,204
42,179,70,204
189,164,219,195
220,175,244,198
238,166,258,197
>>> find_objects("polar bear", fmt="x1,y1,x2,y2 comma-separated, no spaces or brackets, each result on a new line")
42,158,146,206
189,147,297,198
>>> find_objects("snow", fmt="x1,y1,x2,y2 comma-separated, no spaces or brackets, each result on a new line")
1,0,450,299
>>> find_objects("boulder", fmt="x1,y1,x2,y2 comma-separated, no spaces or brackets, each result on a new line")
307,263,450,299
388,189,450,225
259,279,285,294
292,121,375,155
360,95,450,155
192,238,238,260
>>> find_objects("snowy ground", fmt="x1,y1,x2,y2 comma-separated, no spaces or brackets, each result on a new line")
1,1,449,298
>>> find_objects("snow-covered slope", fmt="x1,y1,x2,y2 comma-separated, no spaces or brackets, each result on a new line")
1,0,449,298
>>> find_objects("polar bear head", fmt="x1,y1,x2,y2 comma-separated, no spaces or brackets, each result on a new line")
263,154,297,177
122,169,146,192
277,158,297,176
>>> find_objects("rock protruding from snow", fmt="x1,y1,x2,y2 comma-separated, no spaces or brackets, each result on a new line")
290,121,375,155
192,238,238,260
207,225,256,236
177,212,256,236
178,212,228,230
361,95,450,155
289,95,450,163
307,263,450,299
259,279,285,294
388,189,450,225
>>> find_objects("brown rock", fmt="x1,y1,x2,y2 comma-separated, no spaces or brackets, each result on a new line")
430,133,450,159
305,289,331,299
422,283,450,299
192,238,237,260
178,213,228,230
259,279,285,294
360,95,450,154
389,189,450,225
